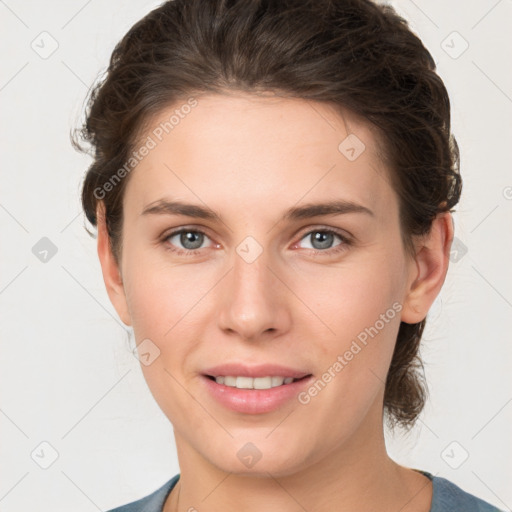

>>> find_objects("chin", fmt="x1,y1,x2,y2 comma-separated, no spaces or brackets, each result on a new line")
205,441,314,479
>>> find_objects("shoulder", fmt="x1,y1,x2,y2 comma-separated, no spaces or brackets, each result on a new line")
104,471,505,512
423,471,504,512
105,474,180,512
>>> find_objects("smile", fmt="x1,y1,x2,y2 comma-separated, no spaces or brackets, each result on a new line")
207,375,304,390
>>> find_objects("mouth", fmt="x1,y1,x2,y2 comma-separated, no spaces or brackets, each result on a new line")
200,363,314,414
204,374,312,390
201,372,314,414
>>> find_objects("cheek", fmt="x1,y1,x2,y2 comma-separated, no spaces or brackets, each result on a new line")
122,259,210,422
291,261,404,433
294,252,406,341
290,253,407,418
122,249,210,339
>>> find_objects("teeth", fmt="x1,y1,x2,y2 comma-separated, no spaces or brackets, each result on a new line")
214,375,297,389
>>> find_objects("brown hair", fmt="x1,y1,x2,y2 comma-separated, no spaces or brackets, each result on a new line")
73,0,461,431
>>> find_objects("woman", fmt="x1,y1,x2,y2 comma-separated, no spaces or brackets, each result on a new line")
73,0,503,510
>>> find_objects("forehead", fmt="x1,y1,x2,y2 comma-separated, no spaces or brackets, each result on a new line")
125,92,396,221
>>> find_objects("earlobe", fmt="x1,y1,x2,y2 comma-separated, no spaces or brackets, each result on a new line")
96,202,132,326
401,212,454,324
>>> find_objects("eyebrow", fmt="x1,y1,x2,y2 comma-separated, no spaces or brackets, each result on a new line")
141,198,374,222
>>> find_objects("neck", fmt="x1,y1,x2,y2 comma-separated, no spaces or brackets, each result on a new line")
164,402,432,512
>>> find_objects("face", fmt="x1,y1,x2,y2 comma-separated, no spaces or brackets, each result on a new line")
100,92,433,477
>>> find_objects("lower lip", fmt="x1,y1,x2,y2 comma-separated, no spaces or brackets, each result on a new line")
201,375,314,414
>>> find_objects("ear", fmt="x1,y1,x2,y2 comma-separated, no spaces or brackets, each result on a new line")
96,202,132,326
401,212,454,324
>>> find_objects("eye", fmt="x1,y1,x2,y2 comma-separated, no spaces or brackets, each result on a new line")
161,226,351,256
295,228,350,254
162,228,214,255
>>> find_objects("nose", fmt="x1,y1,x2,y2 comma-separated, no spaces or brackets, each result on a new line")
216,248,291,342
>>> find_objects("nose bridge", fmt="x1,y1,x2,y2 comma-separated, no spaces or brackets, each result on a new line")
217,238,288,340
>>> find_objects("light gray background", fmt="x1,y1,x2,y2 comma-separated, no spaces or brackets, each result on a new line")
1,1,511,510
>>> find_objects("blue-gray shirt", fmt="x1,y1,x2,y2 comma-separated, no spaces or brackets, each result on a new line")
106,470,504,511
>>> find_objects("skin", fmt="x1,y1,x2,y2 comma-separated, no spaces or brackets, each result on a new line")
96,92,453,512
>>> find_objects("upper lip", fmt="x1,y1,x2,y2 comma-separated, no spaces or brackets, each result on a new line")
203,363,312,379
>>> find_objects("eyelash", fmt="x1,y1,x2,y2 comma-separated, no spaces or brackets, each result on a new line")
160,226,352,257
